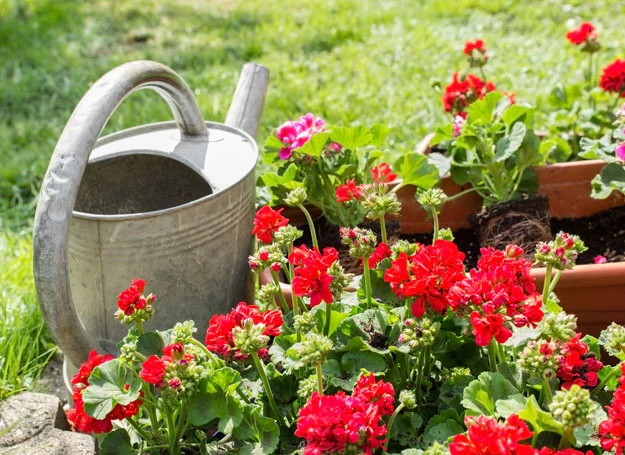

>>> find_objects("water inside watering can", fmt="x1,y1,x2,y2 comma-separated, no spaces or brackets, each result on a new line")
74,154,213,215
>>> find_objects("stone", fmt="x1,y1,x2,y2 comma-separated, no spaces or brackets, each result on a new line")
0,392,96,455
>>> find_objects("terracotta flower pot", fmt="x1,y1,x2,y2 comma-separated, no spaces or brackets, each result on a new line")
397,159,625,336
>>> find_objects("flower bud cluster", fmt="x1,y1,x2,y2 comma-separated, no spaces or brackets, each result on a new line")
599,322,625,359
398,318,440,351
115,293,156,325
518,339,560,379
162,345,205,397
417,188,448,215
232,319,269,355
284,187,307,206
297,375,318,400
327,261,351,301
399,390,417,410
391,239,418,257
438,228,455,241
550,384,593,428
542,312,578,342
535,232,587,270
293,312,316,334
424,442,450,455
248,244,286,273
257,282,280,308
273,225,303,251
172,320,197,343
361,190,401,220
340,227,377,258
118,333,139,363
290,332,334,366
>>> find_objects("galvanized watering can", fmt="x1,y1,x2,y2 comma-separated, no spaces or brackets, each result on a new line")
33,60,269,368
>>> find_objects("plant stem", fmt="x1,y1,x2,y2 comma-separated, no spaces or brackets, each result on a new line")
127,416,154,443
143,385,162,436
414,348,426,400
251,352,284,425
316,361,324,395
187,337,222,366
379,216,387,244
136,320,144,336
548,270,563,295
170,398,188,454
592,366,621,396
297,203,319,249
270,270,290,313
541,264,553,307
363,256,373,309
324,302,332,336
445,186,478,202
558,427,573,450
542,376,553,405
429,205,439,244
383,402,405,451
487,339,498,373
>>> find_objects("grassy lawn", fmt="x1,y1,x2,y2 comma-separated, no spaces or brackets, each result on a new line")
1,0,624,396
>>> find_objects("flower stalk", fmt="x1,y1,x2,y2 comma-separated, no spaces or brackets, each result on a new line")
251,352,285,426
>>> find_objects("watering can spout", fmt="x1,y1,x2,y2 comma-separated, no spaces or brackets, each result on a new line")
33,61,269,367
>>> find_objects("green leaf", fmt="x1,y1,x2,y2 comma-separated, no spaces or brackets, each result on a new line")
591,163,625,199
519,395,564,438
394,153,439,189
99,428,133,455
493,122,526,162
422,408,464,446
260,163,301,189
503,105,532,128
461,372,520,416
430,124,453,145
136,331,165,357
495,394,527,418
369,124,390,147
467,92,504,124
234,405,280,454
439,374,474,413
393,412,424,447
82,359,141,419
298,131,331,157
597,365,621,391
341,350,387,375
330,125,372,150
189,392,220,426
427,152,452,177
574,403,607,446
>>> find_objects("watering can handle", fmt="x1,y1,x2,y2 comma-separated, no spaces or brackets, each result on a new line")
33,61,208,366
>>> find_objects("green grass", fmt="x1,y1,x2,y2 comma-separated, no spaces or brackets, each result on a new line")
1,0,624,396
0,232,56,399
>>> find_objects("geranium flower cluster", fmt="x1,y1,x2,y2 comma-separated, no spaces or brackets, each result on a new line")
556,333,603,390
336,163,401,220
384,239,466,318
252,205,290,244
463,39,488,67
599,363,625,455
566,22,600,52
67,350,142,434
449,414,533,455
294,373,394,455
535,232,586,271
140,342,202,393
290,245,345,307
448,245,543,347
115,278,156,323
275,113,340,160
442,72,496,115
600,59,625,98
204,302,282,361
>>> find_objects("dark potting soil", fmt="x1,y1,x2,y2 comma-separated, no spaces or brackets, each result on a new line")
401,204,625,270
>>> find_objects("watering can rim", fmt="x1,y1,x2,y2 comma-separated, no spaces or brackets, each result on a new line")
72,119,258,222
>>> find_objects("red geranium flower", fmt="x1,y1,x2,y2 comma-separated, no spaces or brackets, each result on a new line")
450,414,534,455
252,206,290,244
140,355,167,385
371,163,397,184
600,59,625,98
367,242,392,269
204,302,283,361
336,178,365,203
599,364,625,455
566,22,597,45
291,263,334,307
469,312,512,347
463,39,486,55
117,278,147,316
442,72,496,114
556,333,603,389
353,372,395,416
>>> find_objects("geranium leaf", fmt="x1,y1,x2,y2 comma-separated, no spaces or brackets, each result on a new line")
574,403,606,447
341,350,387,375
234,405,280,454
493,122,526,162
394,153,439,189
369,124,390,147
467,92,504,124
461,372,519,416
502,104,533,128
82,359,141,419
422,408,464,446
99,428,133,455
136,331,165,357
591,163,625,199
519,395,564,438
438,374,474,414
495,394,527,418
330,126,372,150
298,132,331,158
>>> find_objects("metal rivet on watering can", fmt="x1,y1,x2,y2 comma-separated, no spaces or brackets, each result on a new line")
33,60,269,368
